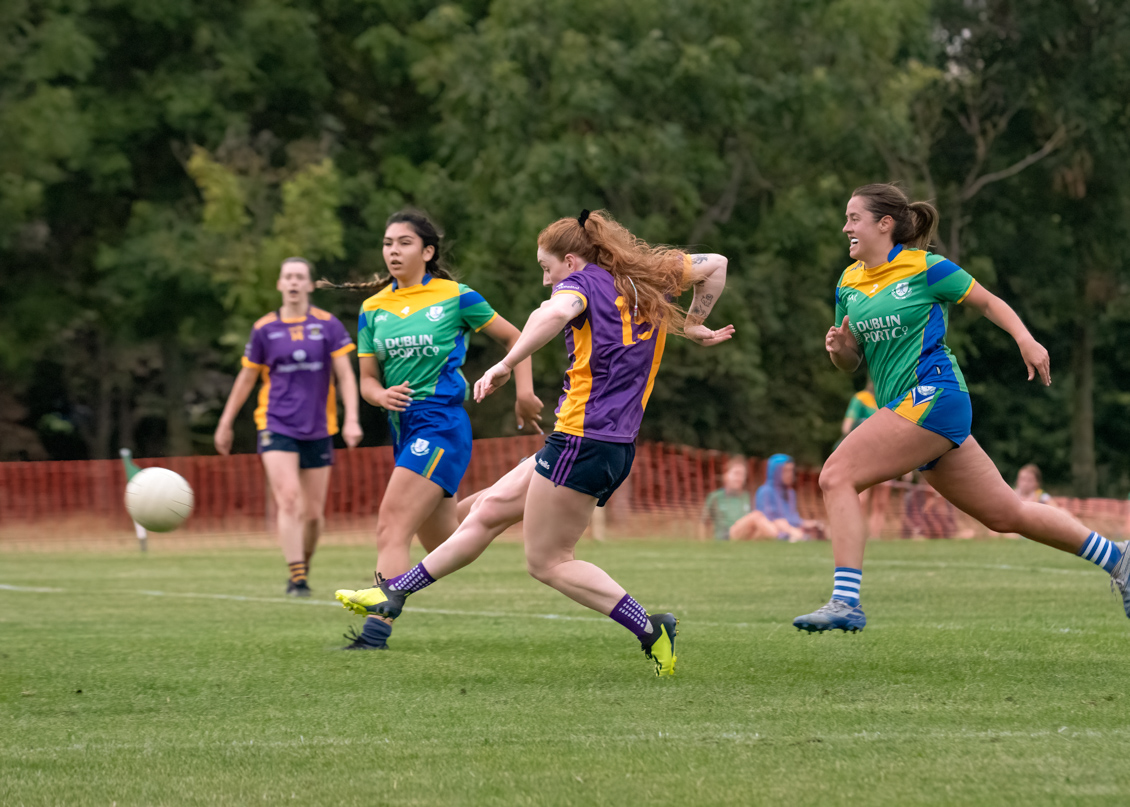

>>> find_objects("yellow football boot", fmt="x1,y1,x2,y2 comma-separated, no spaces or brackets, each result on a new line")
640,613,678,676
334,575,405,619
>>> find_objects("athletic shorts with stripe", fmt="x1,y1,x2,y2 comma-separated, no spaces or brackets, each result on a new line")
885,384,973,471
533,432,635,507
390,404,472,497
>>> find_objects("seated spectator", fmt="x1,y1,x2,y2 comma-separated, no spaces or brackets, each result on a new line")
752,453,825,542
1015,463,1055,504
700,457,763,540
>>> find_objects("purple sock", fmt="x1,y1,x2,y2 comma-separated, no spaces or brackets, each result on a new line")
387,563,435,594
609,593,651,638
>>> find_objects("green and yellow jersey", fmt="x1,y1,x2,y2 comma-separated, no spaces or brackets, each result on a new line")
357,274,498,408
835,245,976,408
844,390,878,424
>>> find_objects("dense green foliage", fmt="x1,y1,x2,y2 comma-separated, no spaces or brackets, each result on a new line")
2,1,1129,492
4,540,1130,805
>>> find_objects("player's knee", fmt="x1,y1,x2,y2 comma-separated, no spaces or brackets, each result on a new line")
524,554,554,583
276,490,302,517
819,462,851,495
374,520,409,550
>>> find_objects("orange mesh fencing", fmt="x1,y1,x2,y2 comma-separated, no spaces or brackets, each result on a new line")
1,436,1126,550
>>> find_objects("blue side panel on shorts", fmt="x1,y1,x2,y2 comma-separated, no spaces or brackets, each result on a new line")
391,404,473,496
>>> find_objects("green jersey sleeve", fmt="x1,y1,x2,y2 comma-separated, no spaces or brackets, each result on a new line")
925,253,976,304
457,284,498,332
357,308,374,357
845,396,864,420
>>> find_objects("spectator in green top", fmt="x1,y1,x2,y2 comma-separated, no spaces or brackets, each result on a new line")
841,379,878,437
700,457,775,540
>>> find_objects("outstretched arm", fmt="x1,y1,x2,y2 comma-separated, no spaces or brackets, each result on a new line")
962,284,1050,385
474,294,582,401
684,253,735,346
479,315,544,432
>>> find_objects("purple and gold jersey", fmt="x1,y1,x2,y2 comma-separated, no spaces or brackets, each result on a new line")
550,259,689,443
241,307,356,440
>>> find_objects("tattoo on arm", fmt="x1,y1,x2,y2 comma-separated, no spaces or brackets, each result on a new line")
570,296,584,310
691,254,708,265
689,292,715,320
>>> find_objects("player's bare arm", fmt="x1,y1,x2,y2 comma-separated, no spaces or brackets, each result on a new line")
214,366,260,455
826,315,862,372
479,315,544,432
961,283,1050,386
684,253,735,346
474,293,582,402
331,353,363,448
359,355,413,412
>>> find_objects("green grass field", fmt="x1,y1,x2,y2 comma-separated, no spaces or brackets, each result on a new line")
3,538,1130,806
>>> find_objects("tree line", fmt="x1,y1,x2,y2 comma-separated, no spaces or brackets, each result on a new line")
2,0,1129,496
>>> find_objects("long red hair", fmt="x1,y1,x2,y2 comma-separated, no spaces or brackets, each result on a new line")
537,210,689,331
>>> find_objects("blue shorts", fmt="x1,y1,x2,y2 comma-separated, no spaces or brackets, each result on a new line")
886,385,973,470
534,432,635,507
390,405,472,496
257,430,334,469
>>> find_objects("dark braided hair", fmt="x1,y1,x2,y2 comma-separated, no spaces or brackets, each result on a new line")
316,210,455,293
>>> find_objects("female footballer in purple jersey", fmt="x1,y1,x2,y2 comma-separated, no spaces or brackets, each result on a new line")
215,257,363,596
336,210,734,675
794,183,1130,633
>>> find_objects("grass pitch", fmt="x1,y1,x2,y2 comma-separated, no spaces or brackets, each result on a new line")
3,538,1130,806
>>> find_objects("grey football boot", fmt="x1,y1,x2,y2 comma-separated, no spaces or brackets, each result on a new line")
1110,541,1130,619
793,599,867,633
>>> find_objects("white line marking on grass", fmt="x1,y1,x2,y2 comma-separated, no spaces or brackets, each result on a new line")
1,583,1116,635
0,583,63,592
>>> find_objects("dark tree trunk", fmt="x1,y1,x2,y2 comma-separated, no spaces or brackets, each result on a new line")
94,369,114,460
116,379,135,453
1070,272,1097,497
162,338,192,457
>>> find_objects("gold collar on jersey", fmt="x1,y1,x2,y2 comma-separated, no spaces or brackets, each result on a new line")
361,276,461,320
839,247,927,298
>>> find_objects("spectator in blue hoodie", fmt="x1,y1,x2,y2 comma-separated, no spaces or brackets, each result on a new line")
755,453,825,542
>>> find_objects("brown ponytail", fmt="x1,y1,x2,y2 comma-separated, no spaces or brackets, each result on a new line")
537,210,690,332
852,184,939,250
316,209,456,293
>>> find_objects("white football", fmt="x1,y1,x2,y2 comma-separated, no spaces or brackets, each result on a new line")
125,467,195,532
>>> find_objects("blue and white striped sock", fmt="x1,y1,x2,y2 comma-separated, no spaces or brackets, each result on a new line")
831,567,862,607
1077,532,1122,574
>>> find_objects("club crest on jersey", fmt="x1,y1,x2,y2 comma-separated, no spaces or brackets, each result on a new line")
426,305,446,322
892,282,911,300
410,438,431,456
911,385,937,406
307,324,324,340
